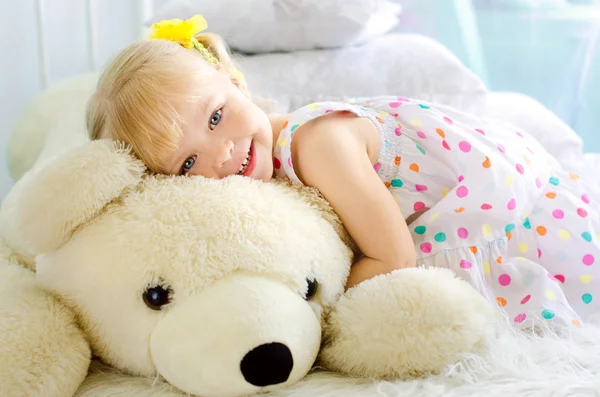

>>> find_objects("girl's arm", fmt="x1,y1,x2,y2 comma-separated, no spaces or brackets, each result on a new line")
293,120,416,290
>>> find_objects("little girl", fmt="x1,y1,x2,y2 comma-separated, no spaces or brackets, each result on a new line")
87,15,600,330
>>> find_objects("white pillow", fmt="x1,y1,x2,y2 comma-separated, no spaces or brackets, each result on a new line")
146,0,402,53
237,34,489,114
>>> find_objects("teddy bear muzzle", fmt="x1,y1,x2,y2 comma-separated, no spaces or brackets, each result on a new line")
149,272,322,397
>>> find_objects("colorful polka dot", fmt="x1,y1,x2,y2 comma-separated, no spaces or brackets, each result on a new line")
291,124,300,132
582,293,593,304
583,254,595,266
518,242,529,253
430,214,439,221
536,226,547,236
520,294,531,304
436,128,445,138
523,218,531,229
394,156,401,166
545,290,557,300
496,297,507,307
414,201,426,211
549,176,560,186
456,186,469,198
542,309,555,319
577,208,588,218
482,224,493,237
475,128,486,135
552,209,564,219
497,143,506,153
582,232,592,242
505,174,514,187
410,120,422,127
420,242,432,254
391,179,403,187
516,164,525,174
505,223,515,233
554,274,565,283
580,274,593,284
556,251,568,261
558,229,571,240
457,227,469,239
582,193,590,204
523,271,535,286
514,313,527,323
498,274,511,286
415,184,428,192
373,162,382,172
409,163,420,172
482,156,491,168
442,140,451,150
483,262,491,274
416,131,427,139
458,141,472,152
414,225,427,235
441,187,449,198
481,203,492,210
443,116,453,125
418,104,430,109
434,232,447,243
454,207,465,213
536,178,542,189
416,144,426,155
546,192,557,199
572,319,582,328
507,198,516,211
273,157,281,169
287,157,292,168
459,259,472,269
395,127,402,136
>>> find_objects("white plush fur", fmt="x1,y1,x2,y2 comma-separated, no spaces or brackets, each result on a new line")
74,317,600,397
71,312,600,397
0,260,90,397
2,140,494,397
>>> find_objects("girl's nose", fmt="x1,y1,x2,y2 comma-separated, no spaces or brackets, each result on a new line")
213,140,234,168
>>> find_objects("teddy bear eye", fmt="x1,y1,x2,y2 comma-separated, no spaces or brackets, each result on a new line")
304,278,318,300
143,285,172,311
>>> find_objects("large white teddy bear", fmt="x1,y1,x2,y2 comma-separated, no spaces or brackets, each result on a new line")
0,137,496,397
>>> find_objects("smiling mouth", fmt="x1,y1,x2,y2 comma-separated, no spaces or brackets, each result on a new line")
236,143,253,175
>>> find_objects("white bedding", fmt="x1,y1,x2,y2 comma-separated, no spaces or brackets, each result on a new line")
5,32,600,397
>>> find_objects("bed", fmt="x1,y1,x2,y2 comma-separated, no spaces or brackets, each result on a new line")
5,1,600,396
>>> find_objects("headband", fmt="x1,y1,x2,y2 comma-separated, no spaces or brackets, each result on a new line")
147,15,245,82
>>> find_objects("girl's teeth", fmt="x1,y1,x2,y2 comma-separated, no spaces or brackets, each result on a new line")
237,147,252,175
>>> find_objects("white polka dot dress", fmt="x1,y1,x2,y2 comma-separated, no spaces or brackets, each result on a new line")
273,96,600,329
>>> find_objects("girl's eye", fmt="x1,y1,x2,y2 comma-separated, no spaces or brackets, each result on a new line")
210,109,223,130
181,155,196,174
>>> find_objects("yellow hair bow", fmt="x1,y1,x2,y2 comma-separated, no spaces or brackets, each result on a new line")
148,14,245,83
148,14,219,65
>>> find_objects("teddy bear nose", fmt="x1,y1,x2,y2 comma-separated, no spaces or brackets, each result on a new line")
240,342,294,387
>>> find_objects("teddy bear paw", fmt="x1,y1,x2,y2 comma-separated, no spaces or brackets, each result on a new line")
319,267,495,379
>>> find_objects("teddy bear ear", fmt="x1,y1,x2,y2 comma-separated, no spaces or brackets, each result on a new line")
12,139,146,255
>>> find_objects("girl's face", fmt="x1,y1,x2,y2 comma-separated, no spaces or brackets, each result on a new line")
165,70,275,182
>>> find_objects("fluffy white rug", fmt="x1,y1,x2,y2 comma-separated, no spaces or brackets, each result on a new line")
74,316,600,397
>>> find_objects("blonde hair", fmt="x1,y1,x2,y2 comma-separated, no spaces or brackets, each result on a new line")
86,33,244,173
